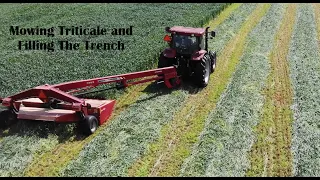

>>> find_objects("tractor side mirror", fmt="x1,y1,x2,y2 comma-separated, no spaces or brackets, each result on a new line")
211,31,216,38
165,27,170,33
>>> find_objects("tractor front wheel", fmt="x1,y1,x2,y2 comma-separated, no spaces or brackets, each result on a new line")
193,54,211,87
209,51,217,73
80,115,99,135
158,52,175,84
0,109,18,129
158,52,174,68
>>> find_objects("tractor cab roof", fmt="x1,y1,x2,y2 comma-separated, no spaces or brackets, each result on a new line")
168,26,205,36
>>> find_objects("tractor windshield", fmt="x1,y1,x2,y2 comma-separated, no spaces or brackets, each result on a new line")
172,34,198,55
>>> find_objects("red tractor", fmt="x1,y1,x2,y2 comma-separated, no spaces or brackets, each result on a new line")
159,26,216,87
0,26,216,135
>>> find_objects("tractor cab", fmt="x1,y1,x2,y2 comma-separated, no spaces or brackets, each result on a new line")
171,33,199,55
159,26,217,87
164,26,215,55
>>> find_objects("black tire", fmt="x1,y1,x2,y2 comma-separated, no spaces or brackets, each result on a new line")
0,109,17,129
209,51,217,73
80,115,99,135
193,54,211,87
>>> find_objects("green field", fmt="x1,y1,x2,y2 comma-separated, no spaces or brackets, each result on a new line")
0,3,228,97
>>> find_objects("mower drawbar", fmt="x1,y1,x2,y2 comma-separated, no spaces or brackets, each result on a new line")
0,66,180,135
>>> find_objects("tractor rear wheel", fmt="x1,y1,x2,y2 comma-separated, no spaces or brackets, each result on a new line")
80,115,99,135
0,109,17,129
193,54,211,87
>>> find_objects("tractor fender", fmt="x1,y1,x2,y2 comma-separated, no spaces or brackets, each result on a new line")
191,50,207,61
163,48,176,59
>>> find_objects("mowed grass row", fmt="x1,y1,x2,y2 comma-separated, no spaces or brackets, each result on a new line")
60,87,189,176
181,3,287,177
0,3,229,177
152,4,270,177
246,4,297,177
207,3,256,55
128,3,261,177
179,3,285,177
0,122,63,177
289,3,320,176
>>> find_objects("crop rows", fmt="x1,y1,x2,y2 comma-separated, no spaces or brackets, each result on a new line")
60,88,189,176
56,3,252,176
29,3,245,176
128,3,261,177
2,3,320,177
207,3,257,55
289,3,320,176
0,3,228,177
180,3,286,177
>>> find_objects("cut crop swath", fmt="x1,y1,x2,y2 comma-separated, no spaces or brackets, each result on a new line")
207,3,258,55
60,89,188,176
246,3,297,177
289,3,320,177
127,3,260,177
180,3,287,177
0,123,66,177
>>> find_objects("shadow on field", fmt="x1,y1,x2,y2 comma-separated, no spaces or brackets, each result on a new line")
135,79,204,104
0,120,87,143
